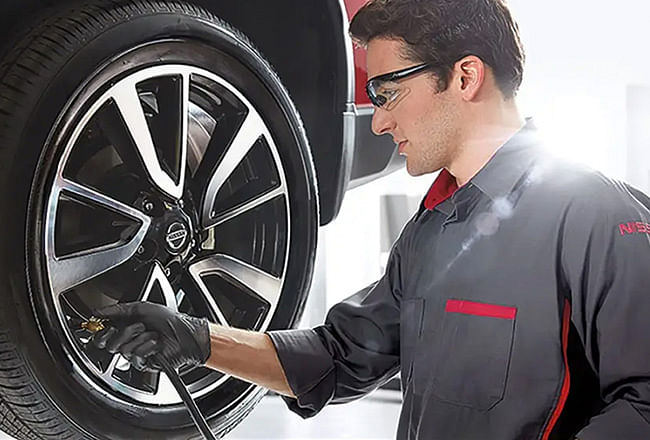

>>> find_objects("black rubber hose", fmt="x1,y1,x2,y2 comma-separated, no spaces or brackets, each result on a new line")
155,355,218,440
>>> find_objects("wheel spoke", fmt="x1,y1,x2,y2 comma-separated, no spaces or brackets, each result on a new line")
176,289,186,307
180,72,191,188
139,263,179,312
211,186,285,227
156,370,184,401
175,72,190,191
110,73,189,199
187,262,230,327
201,112,266,227
101,353,122,379
188,254,282,326
57,178,148,220
47,178,150,295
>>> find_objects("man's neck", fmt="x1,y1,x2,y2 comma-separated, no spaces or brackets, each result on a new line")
448,103,525,187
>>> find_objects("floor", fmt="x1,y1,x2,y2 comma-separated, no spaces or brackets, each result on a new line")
228,390,401,440
0,389,401,439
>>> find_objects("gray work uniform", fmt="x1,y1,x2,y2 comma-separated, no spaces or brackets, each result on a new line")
267,120,650,439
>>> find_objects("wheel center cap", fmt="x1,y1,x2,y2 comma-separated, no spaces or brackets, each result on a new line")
165,221,189,253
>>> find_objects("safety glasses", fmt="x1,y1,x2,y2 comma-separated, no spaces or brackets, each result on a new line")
365,63,432,110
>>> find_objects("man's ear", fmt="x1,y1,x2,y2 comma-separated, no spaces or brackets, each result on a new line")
454,55,485,101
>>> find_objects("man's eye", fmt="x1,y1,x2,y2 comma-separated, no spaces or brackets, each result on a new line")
380,89,399,99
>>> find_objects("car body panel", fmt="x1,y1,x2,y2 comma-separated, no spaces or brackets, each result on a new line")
341,0,405,189
343,0,372,107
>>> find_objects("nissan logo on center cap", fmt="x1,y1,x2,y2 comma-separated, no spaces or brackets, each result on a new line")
166,222,189,252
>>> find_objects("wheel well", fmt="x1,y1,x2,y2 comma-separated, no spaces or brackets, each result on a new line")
0,0,350,225
199,0,350,225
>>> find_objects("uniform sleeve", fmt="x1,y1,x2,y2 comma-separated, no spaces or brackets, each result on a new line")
562,181,650,439
265,218,413,419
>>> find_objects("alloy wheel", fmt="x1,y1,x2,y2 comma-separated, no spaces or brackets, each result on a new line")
44,64,291,406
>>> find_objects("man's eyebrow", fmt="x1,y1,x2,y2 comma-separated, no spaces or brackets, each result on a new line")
367,68,396,80
370,64,418,80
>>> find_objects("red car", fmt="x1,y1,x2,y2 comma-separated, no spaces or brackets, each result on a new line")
0,0,401,439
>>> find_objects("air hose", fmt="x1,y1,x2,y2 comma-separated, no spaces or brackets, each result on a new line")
82,317,218,440
155,354,218,440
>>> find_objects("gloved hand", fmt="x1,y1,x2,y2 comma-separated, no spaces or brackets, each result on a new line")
92,302,211,372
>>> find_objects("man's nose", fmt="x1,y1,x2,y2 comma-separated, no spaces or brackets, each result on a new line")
371,107,396,136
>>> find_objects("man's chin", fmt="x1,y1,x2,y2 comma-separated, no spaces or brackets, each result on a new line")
406,167,426,177
405,161,441,177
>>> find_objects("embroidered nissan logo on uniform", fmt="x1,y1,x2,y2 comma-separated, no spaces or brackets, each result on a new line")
618,221,650,236
166,222,189,251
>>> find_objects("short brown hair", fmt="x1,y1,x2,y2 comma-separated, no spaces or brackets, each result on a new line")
349,0,525,99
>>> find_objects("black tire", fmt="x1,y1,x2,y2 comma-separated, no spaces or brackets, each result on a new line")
0,1,318,439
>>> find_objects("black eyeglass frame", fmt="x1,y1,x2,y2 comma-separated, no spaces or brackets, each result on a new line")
365,63,433,108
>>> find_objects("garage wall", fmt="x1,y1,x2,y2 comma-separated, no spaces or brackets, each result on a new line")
510,0,650,187
626,86,650,192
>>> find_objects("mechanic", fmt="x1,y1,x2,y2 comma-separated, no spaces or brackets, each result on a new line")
92,0,650,438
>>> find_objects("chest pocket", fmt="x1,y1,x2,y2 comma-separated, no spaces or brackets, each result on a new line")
426,299,517,411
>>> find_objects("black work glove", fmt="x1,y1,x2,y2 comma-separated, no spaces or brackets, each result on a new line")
92,302,211,372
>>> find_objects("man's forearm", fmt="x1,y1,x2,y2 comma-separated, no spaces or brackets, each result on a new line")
203,323,295,398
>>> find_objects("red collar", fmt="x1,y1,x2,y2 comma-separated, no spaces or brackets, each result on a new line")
424,169,459,210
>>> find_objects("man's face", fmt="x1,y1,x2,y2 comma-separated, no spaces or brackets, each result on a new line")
367,38,461,176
